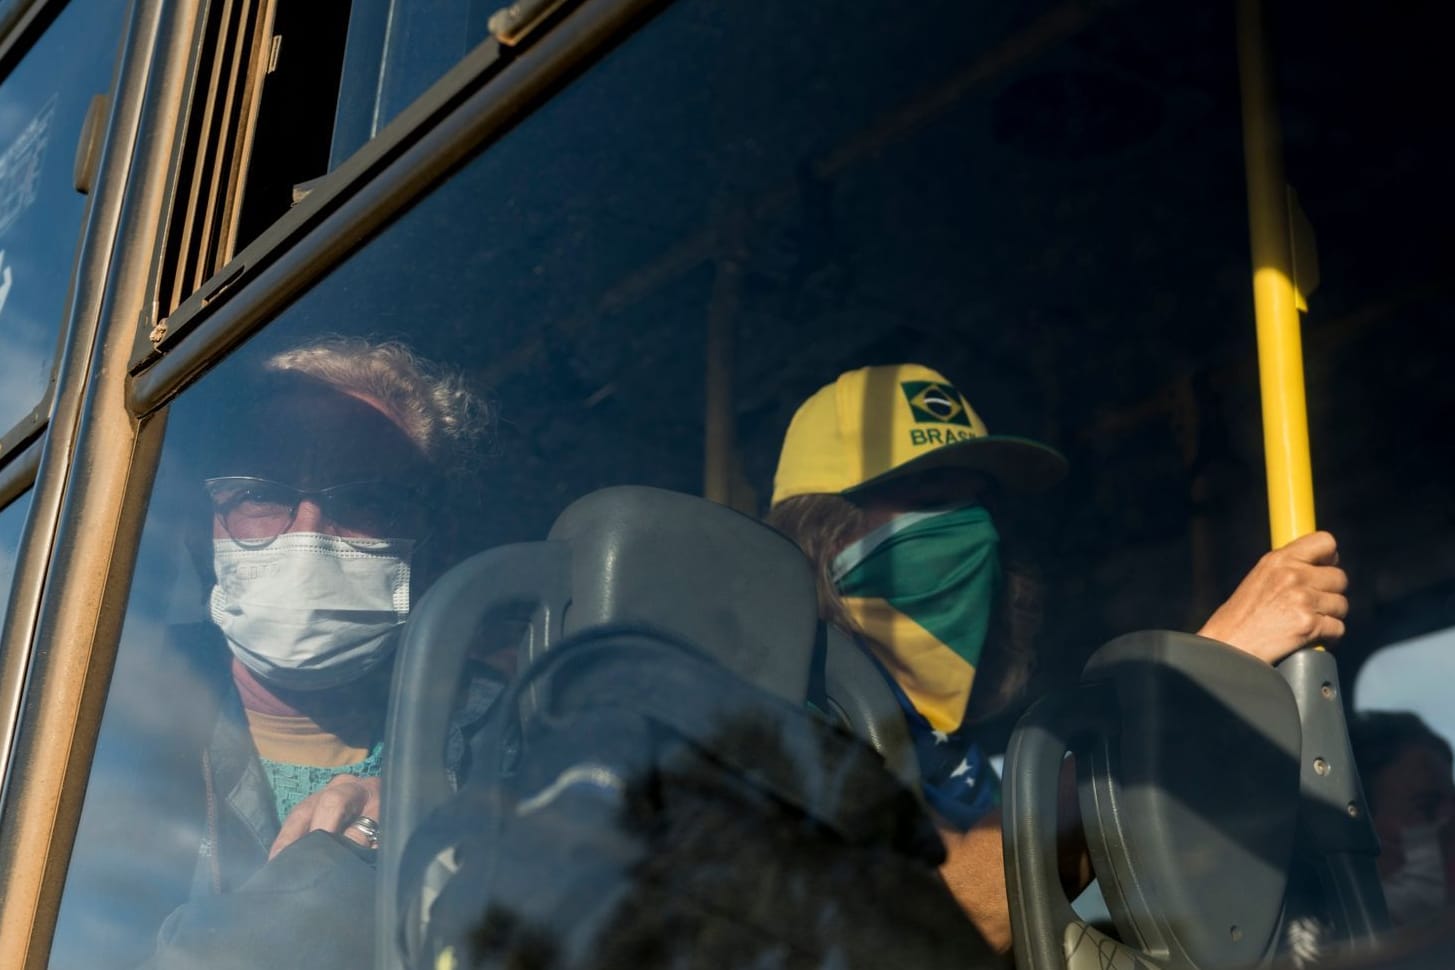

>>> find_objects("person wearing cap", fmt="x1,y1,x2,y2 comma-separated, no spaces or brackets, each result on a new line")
768,363,1349,951
102,338,502,967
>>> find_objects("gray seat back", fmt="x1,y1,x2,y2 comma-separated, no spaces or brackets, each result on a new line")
377,485,920,969
538,485,817,698
541,487,918,785
1005,631,1383,970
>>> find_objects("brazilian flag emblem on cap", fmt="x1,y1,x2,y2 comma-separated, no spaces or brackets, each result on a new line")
902,381,971,426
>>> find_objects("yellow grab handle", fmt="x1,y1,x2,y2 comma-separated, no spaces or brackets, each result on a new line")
1237,0,1316,548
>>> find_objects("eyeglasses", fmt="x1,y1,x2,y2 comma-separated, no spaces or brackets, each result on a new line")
204,477,426,548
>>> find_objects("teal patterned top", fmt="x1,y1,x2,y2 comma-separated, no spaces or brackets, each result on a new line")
259,742,384,825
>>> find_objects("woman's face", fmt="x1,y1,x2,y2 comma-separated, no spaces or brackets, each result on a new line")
209,386,432,543
843,468,1039,723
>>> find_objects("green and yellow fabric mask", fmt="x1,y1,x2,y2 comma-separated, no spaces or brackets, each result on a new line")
831,506,1002,734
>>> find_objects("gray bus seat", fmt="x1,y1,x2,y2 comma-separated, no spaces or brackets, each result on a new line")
538,485,817,698
820,623,920,791
548,487,918,784
1004,631,1386,970
377,485,923,968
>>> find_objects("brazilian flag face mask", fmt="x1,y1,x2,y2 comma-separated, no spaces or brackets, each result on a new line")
831,506,1003,734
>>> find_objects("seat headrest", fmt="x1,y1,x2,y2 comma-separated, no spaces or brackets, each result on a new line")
546,486,819,702
1080,632,1303,967
1004,631,1310,970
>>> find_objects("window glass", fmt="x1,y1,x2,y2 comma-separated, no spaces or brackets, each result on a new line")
1357,630,1455,747
330,0,494,166
0,0,128,435
51,0,1453,966
0,488,32,633
1353,629,1455,931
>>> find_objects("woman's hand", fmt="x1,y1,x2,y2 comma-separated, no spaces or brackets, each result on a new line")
1197,530,1349,664
269,774,382,859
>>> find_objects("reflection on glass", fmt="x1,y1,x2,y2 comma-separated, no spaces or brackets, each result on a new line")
0,489,33,632
0,0,127,434
46,0,1455,965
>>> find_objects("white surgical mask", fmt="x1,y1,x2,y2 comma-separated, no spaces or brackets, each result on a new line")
1382,823,1448,925
211,532,414,691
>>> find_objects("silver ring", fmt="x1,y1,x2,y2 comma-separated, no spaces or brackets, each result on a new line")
348,814,381,849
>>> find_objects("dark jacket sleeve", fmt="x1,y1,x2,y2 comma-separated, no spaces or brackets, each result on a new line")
141,831,375,970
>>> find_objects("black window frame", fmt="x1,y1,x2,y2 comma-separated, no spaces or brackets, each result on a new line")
127,0,662,406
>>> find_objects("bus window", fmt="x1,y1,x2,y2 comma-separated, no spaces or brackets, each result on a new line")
42,0,1455,965
152,0,490,322
0,0,127,445
1352,634,1455,930
1358,630,1455,750
329,0,496,167
0,489,32,633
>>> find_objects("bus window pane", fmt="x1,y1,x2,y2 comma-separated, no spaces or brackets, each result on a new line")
329,0,492,166
1358,630,1455,748
50,0,1453,965
0,489,33,633
1353,630,1455,931
0,0,128,436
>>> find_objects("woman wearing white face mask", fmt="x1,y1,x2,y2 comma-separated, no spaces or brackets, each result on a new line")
176,337,493,896
768,363,1352,953
1350,711,1455,927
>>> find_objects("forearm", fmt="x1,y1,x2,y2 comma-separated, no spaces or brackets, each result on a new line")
938,760,1091,955
938,809,1014,953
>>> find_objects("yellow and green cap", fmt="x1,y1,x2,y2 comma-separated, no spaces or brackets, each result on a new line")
771,363,1067,506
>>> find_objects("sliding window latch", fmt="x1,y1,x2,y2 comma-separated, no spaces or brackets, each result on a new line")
488,0,573,46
